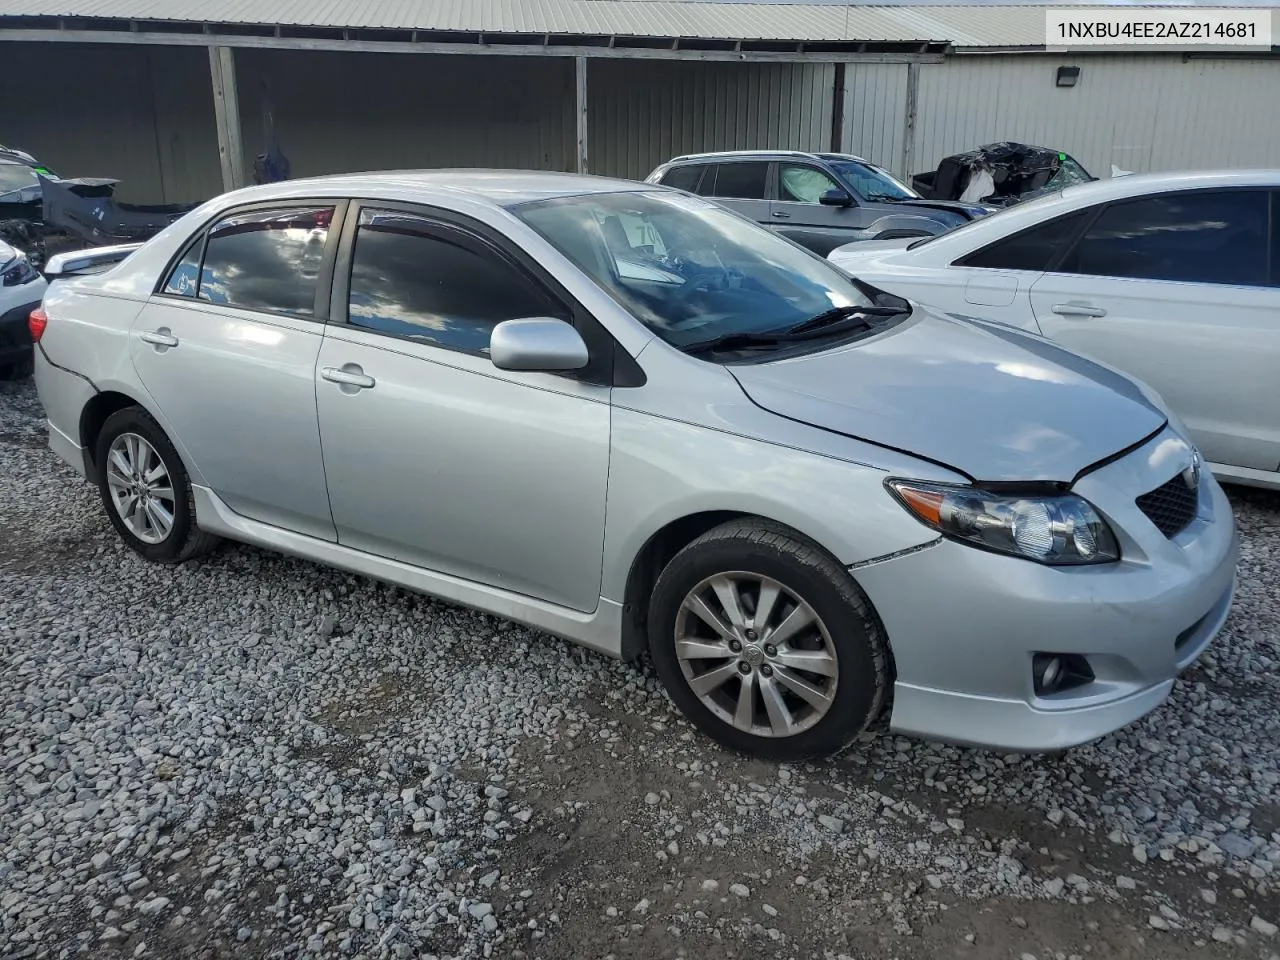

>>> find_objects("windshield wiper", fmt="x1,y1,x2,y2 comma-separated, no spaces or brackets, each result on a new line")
681,332,791,356
682,305,904,356
782,304,904,337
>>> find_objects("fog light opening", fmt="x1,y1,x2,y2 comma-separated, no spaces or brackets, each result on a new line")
1033,653,1095,696
1034,654,1064,694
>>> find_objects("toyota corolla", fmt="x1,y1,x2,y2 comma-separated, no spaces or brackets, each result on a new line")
31,171,1237,759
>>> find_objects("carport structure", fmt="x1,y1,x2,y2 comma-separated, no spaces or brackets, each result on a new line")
0,1,964,202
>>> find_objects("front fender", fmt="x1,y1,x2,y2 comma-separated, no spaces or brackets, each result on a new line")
599,406,945,601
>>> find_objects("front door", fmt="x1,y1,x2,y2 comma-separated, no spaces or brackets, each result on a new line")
1028,188,1280,472
770,161,873,255
129,203,341,540
314,206,611,613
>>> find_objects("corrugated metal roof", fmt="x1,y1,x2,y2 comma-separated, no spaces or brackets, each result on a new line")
0,1,1271,48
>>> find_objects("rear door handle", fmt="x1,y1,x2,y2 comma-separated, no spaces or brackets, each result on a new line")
771,211,791,219
1051,302,1107,318
139,329,179,348
321,365,376,390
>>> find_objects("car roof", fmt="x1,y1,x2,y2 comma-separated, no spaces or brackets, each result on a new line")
663,149,872,166
210,169,655,210
1055,168,1280,203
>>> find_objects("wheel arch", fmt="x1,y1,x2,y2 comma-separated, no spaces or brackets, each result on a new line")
618,510,893,675
78,386,190,482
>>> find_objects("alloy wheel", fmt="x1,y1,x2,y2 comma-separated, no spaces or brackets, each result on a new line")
105,432,176,545
674,572,839,738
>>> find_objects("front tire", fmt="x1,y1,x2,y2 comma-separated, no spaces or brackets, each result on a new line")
648,520,890,761
94,407,220,563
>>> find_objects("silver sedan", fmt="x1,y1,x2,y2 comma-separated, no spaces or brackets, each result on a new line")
31,171,1238,759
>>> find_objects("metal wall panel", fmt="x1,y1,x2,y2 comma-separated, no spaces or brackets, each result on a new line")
910,54,1280,179
0,41,219,202
231,49,575,181
840,62,909,174
588,59,836,181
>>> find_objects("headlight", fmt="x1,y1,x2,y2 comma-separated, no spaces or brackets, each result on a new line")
886,479,1120,565
0,251,38,286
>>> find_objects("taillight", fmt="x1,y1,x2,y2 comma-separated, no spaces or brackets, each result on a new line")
28,308,47,343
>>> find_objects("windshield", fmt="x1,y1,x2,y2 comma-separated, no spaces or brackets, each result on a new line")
825,158,919,201
0,162,39,200
513,190,875,349
1044,155,1094,191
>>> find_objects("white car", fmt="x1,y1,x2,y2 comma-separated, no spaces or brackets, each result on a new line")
828,170,1280,491
0,235,48,379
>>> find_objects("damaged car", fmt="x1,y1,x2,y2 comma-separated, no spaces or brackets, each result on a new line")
0,145,57,268
912,142,1096,208
0,143,198,268
32,170,1237,758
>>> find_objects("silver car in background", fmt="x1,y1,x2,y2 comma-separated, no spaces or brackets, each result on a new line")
32,171,1237,760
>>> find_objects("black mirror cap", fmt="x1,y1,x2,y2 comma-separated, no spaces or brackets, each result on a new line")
819,189,854,207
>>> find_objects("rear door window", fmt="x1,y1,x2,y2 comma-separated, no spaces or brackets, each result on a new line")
197,206,335,316
705,162,770,200
956,211,1092,272
161,238,204,297
658,165,705,193
1060,189,1269,286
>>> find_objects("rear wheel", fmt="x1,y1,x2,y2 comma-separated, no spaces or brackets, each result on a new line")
94,407,220,563
648,520,890,760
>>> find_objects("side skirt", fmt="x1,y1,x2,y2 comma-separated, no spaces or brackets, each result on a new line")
191,485,625,659
1208,461,1280,493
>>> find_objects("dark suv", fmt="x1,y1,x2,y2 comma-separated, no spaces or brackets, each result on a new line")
645,150,994,256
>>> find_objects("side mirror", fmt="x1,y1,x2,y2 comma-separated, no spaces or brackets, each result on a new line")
490,317,589,373
819,188,854,208
43,243,142,279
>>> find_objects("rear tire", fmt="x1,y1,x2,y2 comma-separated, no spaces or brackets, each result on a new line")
648,519,890,761
94,406,220,564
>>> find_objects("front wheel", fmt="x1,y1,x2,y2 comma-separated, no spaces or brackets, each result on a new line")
648,520,890,760
94,407,220,563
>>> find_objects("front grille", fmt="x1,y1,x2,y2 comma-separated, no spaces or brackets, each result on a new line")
1135,473,1198,538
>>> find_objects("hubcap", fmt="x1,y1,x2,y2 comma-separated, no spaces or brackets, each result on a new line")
674,573,839,738
105,433,176,545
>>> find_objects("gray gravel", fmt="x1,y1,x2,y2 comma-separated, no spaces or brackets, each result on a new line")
2,375,1279,959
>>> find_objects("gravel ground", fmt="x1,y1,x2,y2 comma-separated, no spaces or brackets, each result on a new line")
2,374,1280,960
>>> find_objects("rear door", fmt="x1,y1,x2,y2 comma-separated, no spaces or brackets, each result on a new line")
129,202,343,541
770,161,875,254
694,161,772,226
940,209,1094,324
1028,187,1280,471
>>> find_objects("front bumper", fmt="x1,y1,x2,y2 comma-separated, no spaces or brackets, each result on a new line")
854,426,1239,752
0,295,41,363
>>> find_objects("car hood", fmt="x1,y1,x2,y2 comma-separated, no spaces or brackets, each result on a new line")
828,237,916,262
728,310,1166,483
893,197,992,220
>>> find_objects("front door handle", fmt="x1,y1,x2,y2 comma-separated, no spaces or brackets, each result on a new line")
771,211,792,219
1051,302,1107,318
321,365,376,390
139,329,179,348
